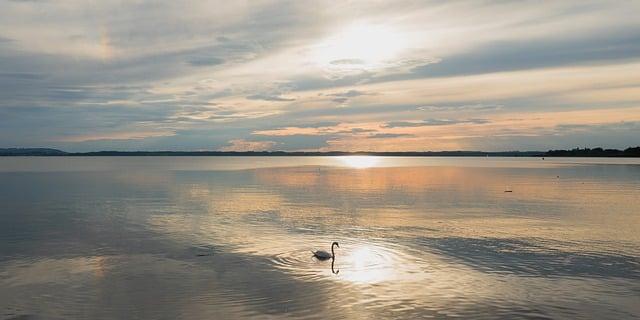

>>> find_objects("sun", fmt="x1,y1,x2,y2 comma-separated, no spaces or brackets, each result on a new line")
311,23,408,69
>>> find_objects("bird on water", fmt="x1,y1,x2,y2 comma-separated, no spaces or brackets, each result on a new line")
312,241,339,260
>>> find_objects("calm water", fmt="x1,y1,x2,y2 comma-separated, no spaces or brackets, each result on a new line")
1,157,639,319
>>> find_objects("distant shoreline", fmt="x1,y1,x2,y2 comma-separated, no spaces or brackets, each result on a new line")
1,147,639,157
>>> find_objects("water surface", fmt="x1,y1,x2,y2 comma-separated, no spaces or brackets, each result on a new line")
1,157,639,319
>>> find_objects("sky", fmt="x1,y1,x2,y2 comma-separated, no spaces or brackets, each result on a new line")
1,0,639,152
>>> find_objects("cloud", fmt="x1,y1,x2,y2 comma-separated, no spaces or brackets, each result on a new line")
252,134,337,151
466,120,640,151
406,32,640,79
554,121,640,134
323,89,375,104
252,122,388,138
0,72,46,80
366,133,414,139
1,1,639,151
219,139,277,151
383,119,491,128
186,56,225,66
290,121,341,128
55,130,176,143
330,59,365,65
326,89,371,98
339,127,376,134
417,104,503,112
246,93,296,102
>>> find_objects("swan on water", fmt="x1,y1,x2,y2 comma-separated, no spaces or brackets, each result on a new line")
312,241,339,260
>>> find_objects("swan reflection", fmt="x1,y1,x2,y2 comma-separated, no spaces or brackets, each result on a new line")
331,257,339,274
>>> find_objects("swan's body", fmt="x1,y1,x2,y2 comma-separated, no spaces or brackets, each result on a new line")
312,242,339,261
313,250,333,260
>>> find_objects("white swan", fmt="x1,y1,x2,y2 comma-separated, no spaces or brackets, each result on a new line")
312,242,339,260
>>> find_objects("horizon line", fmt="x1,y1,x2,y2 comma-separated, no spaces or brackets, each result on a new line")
2,147,639,157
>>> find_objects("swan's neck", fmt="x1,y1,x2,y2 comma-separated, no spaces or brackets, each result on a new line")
331,244,335,257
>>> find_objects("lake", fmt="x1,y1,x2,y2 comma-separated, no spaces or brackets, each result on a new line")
1,157,639,319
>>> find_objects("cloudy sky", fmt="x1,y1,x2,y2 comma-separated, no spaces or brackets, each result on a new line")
1,0,639,152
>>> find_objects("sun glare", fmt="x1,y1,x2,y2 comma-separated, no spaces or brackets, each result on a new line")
339,156,380,169
312,23,408,69
339,246,395,284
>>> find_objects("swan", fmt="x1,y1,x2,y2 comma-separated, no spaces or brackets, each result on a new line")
312,241,339,260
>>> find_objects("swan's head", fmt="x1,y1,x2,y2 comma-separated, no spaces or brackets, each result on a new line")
332,241,340,248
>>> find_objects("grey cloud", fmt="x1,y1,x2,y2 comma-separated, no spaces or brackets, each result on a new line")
334,127,376,134
281,103,424,120
246,94,296,102
325,89,375,104
0,72,47,80
383,118,491,128
330,59,365,65
555,121,640,133
292,121,341,128
384,121,439,128
285,72,375,92
464,121,640,151
186,56,225,66
250,134,336,151
179,38,263,67
0,1,325,101
418,104,503,112
285,28,640,93
327,90,371,98
366,133,414,139
349,128,376,133
408,31,640,79
1,1,639,151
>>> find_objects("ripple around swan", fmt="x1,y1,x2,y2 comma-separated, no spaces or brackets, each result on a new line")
268,239,428,285
270,248,330,281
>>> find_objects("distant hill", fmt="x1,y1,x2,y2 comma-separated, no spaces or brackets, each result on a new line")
1,147,638,157
65,150,544,157
0,148,543,157
0,148,67,156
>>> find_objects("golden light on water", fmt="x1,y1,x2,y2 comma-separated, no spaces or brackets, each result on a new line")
338,156,380,168
337,246,396,284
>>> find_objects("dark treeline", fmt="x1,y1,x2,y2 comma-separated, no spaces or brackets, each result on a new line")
72,150,544,157
544,147,640,157
0,148,67,156
1,147,639,157
0,148,542,157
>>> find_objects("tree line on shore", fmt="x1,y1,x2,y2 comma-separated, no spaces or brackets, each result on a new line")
1,147,639,157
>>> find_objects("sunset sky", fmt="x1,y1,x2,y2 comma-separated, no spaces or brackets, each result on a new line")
1,0,639,152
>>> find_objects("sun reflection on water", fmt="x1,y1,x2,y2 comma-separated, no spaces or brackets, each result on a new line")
337,246,395,284
328,242,429,287
338,156,380,169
